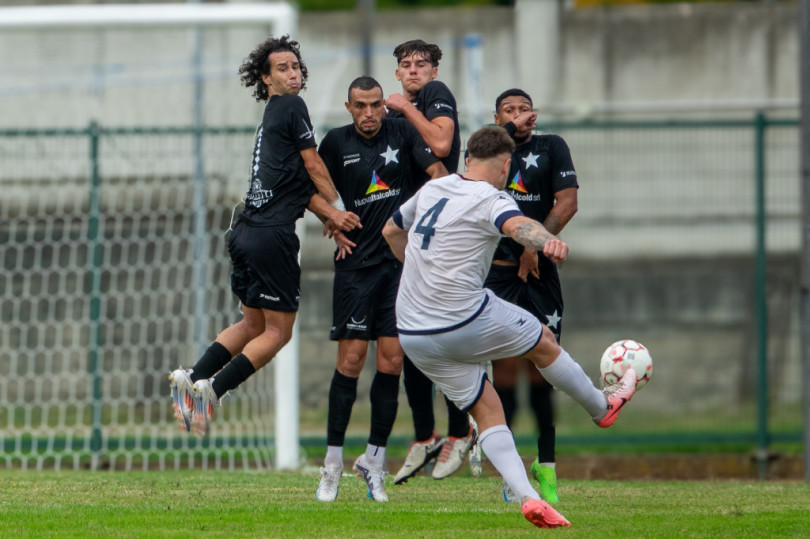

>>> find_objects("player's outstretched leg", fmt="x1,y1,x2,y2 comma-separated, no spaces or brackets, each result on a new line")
168,369,193,432
521,497,571,529
595,368,636,428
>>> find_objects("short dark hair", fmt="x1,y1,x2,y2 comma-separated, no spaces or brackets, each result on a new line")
466,126,515,160
238,35,308,102
393,40,443,67
347,76,383,102
495,88,533,112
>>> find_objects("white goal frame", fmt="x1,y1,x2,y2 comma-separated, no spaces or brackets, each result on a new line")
0,2,301,471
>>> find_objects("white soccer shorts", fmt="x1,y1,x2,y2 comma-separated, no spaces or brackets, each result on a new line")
398,290,543,411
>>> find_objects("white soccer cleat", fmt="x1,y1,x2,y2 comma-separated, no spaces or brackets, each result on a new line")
353,455,388,502
432,424,478,479
502,479,519,503
168,369,193,432
316,464,343,502
596,368,637,428
393,431,444,484
191,378,219,438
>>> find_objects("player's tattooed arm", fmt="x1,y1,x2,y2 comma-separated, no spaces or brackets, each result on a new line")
513,221,555,249
502,216,568,263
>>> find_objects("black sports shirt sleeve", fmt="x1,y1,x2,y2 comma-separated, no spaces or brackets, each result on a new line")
403,122,440,173
420,80,457,123
287,95,318,152
548,135,578,192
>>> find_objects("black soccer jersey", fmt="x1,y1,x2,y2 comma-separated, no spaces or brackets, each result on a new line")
240,94,317,226
319,118,439,270
493,134,579,264
387,80,461,185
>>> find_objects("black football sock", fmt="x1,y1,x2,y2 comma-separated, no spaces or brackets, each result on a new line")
368,371,400,447
190,341,232,382
403,356,436,441
530,382,556,463
494,385,517,429
327,370,358,447
210,353,255,398
446,396,470,438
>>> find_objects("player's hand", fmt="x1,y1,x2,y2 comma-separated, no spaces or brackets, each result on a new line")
333,231,356,261
542,239,568,263
517,247,540,283
385,93,410,113
329,211,362,233
513,111,537,133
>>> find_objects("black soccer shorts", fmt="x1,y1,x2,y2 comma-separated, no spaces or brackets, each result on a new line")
330,259,402,341
228,220,301,312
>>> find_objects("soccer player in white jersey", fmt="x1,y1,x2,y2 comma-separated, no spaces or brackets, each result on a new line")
382,126,636,529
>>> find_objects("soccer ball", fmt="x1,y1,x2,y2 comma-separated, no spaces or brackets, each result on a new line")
599,340,653,390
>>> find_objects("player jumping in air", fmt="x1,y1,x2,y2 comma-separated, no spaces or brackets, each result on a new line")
168,35,360,437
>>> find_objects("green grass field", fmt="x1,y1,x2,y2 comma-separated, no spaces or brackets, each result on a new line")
1,470,808,537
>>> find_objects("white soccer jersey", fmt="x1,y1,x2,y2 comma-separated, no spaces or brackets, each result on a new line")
393,174,523,333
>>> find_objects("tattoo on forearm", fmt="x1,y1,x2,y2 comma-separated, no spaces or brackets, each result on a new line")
514,222,555,251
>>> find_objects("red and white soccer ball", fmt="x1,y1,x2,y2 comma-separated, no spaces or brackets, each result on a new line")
599,340,653,390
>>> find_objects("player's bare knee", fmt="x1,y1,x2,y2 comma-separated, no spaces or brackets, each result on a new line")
525,325,561,368
376,354,403,376
337,352,365,377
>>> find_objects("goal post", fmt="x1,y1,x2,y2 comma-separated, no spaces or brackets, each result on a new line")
0,3,301,471
0,3,297,32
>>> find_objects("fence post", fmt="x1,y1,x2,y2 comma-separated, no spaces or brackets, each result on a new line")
88,121,103,470
753,111,769,480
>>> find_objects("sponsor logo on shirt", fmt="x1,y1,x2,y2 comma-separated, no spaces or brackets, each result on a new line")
433,102,454,112
510,191,542,202
354,188,401,207
343,153,361,167
299,119,314,140
560,170,576,177
246,178,274,208
366,171,391,194
507,171,528,193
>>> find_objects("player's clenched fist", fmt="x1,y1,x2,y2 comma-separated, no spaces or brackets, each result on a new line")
542,239,568,263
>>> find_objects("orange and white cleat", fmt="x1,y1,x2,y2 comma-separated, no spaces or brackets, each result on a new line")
168,369,193,432
596,368,637,428
521,498,571,529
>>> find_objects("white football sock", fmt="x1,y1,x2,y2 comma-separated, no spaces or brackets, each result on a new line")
325,445,343,468
479,425,539,501
538,348,606,420
365,444,386,468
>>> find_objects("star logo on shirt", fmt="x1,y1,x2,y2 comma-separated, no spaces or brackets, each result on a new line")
380,145,400,166
522,152,539,169
546,310,561,329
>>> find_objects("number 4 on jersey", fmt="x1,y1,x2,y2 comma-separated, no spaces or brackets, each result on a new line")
414,198,448,249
